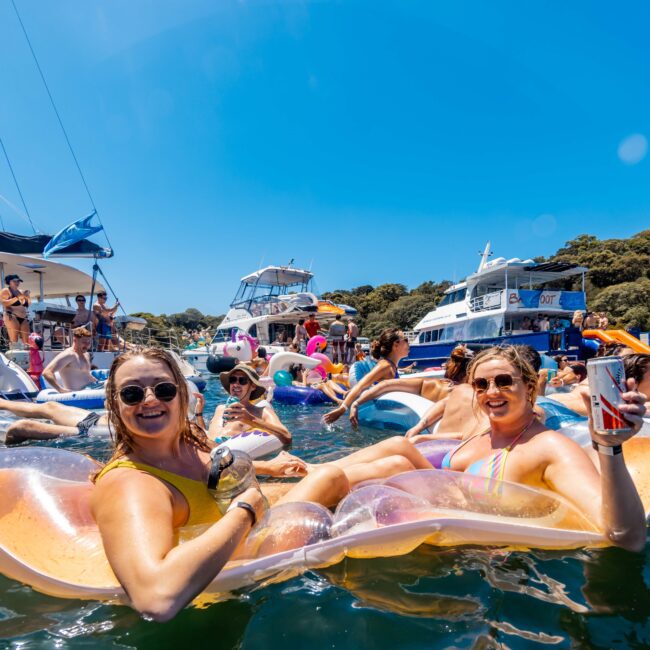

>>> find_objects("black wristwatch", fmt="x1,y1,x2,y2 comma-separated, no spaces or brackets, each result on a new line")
227,500,257,526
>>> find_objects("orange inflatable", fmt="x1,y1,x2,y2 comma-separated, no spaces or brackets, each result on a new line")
582,329,650,354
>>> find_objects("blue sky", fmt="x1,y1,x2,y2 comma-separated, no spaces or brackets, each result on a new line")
0,0,648,315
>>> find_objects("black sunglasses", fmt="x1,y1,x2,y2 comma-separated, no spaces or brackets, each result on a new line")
471,374,519,393
118,382,178,405
97,294,107,298
229,376,250,386
76,298,86,303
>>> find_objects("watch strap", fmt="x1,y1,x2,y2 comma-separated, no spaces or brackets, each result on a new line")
592,440,623,456
227,500,257,526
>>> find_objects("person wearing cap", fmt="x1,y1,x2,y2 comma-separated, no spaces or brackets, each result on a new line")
0,274,31,346
208,365,291,444
93,291,119,352
42,327,95,392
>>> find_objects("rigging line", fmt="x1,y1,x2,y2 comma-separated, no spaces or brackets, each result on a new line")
0,135,37,233
94,262,127,316
9,0,114,251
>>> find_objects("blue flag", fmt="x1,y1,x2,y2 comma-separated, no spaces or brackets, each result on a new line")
43,212,103,258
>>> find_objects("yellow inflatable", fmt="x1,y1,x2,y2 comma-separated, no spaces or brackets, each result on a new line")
0,442,649,603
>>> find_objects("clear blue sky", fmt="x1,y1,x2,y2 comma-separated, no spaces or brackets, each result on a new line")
0,0,648,315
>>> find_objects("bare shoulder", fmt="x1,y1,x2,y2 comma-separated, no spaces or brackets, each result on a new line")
527,427,585,458
92,467,173,520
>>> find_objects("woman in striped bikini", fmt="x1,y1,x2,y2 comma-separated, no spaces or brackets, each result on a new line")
440,346,647,551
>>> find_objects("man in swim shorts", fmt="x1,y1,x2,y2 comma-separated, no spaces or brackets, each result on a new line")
93,291,119,352
42,327,95,392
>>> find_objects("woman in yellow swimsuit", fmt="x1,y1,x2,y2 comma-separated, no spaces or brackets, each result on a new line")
443,346,647,551
91,348,431,620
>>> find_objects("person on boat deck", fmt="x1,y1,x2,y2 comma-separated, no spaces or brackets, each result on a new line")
0,274,31,346
41,326,95,393
71,295,97,330
304,313,321,339
572,310,585,330
583,311,600,330
208,366,291,444
439,345,647,551
323,328,410,425
93,291,119,352
328,314,346,364
349,344,474,428
91,348,434,620
345,318,360,364
294,318,308,352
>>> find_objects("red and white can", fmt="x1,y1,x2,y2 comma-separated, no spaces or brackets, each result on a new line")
587,356,631,435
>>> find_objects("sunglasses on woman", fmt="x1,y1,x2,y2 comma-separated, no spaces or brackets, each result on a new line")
471,374,520,392
118,382,178,405
229,376,250,386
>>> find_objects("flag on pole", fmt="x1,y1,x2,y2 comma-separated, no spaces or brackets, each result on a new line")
43,212,103,258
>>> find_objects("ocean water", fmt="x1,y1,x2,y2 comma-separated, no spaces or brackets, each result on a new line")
0,376,649,649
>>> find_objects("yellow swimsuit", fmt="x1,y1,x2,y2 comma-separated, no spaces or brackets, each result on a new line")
96,459,222,527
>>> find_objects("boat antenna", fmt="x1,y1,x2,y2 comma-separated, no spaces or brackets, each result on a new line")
477,241,492,273
0,136,38,233
9,0,113,250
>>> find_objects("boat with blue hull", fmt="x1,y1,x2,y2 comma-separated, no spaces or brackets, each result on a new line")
405,243,589,367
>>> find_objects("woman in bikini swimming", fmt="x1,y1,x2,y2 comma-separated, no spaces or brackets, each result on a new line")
350,344,474,430
438,345,647,551
1,274,31,346
323,328,410,424
92,348,432,620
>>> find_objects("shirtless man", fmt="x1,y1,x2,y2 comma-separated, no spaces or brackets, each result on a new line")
42,327,95,392
71,295,97,329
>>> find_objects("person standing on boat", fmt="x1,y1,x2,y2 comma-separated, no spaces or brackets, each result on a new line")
345,318,359,364
93,291,119,352
328,315,346,364
304,313,321,339
42,327,95,392
293,318,308,352
71,295,97,330
1,275,31,347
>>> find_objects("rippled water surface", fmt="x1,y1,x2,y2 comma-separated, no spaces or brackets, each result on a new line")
1,376,650,648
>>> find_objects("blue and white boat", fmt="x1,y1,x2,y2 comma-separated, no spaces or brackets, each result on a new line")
406,243,588,367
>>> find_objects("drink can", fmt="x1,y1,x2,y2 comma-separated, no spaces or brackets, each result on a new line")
587,356,631,435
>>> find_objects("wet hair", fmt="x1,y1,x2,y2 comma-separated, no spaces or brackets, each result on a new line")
288,363,303,381
512,345,542,372
597,343,633,358
98,348,210,472
623,354,650,385
467,345,539,405
370,328,404,360
444,345,472,383
569,363,587,382
73,326,92,338
257,346,267,359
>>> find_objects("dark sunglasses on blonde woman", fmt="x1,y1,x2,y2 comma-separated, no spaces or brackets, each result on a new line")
119,382,178,405
471,374,520,393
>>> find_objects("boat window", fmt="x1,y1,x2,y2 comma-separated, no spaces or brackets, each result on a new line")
248,324,257,338
424,330,432,343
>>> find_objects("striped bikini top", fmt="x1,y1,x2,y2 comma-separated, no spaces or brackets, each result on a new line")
441,419,535,492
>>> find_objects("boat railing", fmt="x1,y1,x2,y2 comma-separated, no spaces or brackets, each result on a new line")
469,290,503,312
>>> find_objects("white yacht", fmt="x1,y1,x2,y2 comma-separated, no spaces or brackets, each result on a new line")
182,264,357,373
407,243,588,366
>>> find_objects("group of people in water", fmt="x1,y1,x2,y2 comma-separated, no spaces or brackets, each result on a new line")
0,326,648,621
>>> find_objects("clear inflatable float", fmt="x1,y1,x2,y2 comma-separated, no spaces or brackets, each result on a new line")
1,439,649,604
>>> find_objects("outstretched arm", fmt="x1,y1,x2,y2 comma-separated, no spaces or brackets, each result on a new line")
405,399,447,438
